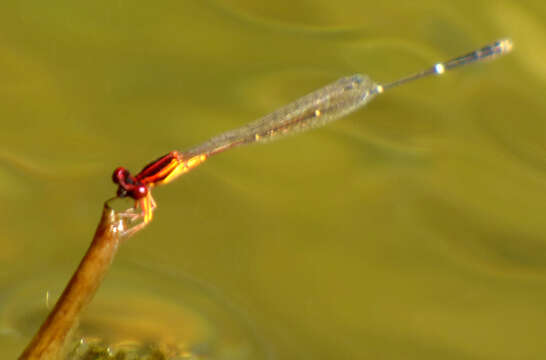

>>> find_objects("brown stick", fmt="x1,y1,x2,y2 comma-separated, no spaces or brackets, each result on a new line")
19,203,127,360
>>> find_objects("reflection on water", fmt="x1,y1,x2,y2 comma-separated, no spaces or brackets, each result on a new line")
1,263,270,359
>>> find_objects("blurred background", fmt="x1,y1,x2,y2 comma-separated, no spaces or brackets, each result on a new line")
1,0,545,359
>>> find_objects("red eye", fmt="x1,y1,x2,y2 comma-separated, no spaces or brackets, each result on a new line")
131,185,148,199
112,167,128,184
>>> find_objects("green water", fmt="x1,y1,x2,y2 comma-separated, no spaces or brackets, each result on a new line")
1,1,545,359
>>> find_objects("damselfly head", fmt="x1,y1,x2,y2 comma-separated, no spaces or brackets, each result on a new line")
113,167,148,199
112,167,130,185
